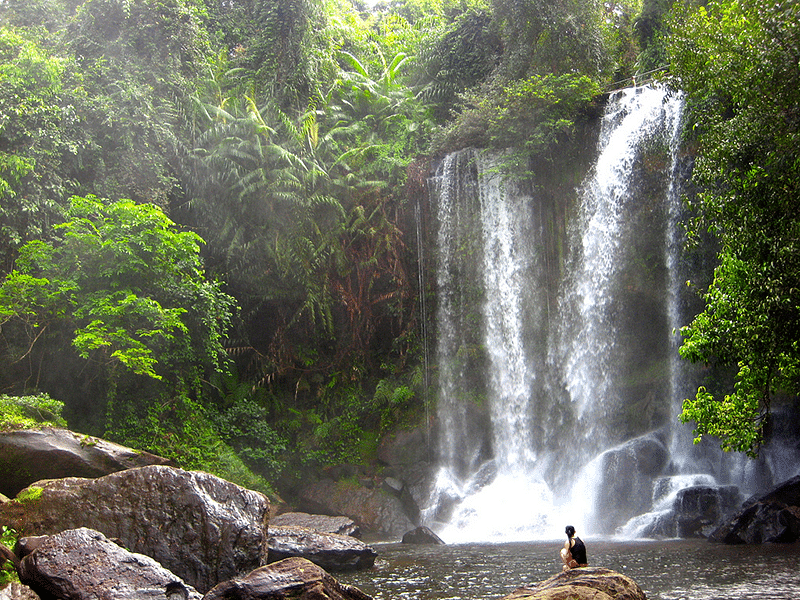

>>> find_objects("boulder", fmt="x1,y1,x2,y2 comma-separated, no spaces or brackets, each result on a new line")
401,526,445,545
710,475,800,544
203,557,373,600
271,513,361,538
18,527,202,600
588,433,669,534
298,478,415,537
673,485,741,538
710,501,800,544
0,465,269,592
0,428,171,498
267,526,377,571
502,567,647,600
637,484,742,539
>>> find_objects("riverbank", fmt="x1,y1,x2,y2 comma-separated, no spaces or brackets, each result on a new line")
338,538,800,600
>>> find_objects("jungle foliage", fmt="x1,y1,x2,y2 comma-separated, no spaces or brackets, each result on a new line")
668,0,800,457
0,0,789,497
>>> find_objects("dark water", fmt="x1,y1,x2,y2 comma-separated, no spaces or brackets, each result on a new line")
338,539,800,600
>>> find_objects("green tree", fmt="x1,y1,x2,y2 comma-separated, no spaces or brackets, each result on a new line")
0,195,235,435
668,0,800,456
206,0,333,110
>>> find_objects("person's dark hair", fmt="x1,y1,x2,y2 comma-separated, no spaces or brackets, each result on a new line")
565,525,576,538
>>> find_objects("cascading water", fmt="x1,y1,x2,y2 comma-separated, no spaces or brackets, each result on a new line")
425,85,800,543
426,149,554,542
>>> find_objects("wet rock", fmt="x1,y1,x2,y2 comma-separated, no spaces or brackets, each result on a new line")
401,526,445,545
502,567,647,600
18,528,202,600
0,428,171,498
0,465,269,592
203,557,373,600
639,484,742,539
710,501,800,544
15,537,48,561
589,433,669,534
381,477,403,497
267,526,377,571
710,475,800,544
674,485,741,538
298,478,415,537
271,513,361,538
376,426,439,526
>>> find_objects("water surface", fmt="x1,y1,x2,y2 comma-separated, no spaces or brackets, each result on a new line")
339,539,800,600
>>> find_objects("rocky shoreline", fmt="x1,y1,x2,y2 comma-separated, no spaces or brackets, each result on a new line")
2,427,799,599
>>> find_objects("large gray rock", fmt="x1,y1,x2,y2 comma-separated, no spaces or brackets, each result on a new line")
267,526,377,571
0,465,269,592
203,557,373,600
18,528,202,600
502,567,647,600
0,428,171,498
298,478,415,537
673,485,741,538
377,426,431,471
271,513,360,538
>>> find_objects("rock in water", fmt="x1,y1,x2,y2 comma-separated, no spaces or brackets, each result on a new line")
18,528,202,600
502,567,647,600
0,465,269,592
203,557,373,600
271,512,361,538
0,427,171,498
710,475,800,544
267,526,377,571
401,526,445,545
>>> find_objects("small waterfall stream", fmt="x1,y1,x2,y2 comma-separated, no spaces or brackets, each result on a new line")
425,85,800,542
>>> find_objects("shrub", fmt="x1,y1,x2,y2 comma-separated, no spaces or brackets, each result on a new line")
0,393,66,430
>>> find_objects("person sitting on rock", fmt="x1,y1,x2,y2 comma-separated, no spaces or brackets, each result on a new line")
560,525,588,571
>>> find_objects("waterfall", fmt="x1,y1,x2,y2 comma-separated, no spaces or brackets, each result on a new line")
426,149,553,542
424,85,791,542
